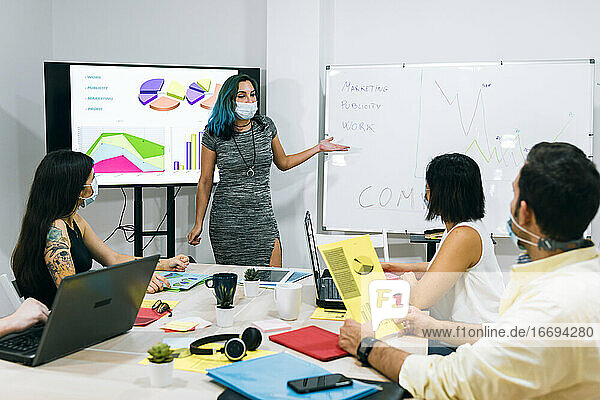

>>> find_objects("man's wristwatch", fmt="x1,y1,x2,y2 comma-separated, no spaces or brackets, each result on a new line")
356,336,381,367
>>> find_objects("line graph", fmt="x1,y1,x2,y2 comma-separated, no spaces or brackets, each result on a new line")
414,75,578,177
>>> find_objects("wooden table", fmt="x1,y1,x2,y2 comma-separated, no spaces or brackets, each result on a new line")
2,264,426,399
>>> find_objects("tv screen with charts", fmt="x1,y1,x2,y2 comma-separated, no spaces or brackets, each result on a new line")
44,61,260,186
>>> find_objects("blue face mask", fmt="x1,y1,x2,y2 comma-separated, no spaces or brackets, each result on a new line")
506,213,539,251
423,187,429,208
80,176,98,208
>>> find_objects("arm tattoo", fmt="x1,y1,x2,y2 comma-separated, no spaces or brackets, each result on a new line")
44,224,76,287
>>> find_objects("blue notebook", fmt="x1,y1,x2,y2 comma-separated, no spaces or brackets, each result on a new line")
207,352,378,400
157,271,209,291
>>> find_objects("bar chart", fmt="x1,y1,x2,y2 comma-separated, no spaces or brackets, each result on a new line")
172,131,202,171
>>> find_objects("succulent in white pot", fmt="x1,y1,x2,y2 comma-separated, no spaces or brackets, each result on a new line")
147,342,174,387
244,268,260,297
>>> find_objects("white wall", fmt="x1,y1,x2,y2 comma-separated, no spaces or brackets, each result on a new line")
3,1,600,278
0,2,53,278
265,0,323,268
328,0,600,273
50,0,267,264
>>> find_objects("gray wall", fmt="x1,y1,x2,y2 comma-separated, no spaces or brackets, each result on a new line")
0,1,53,278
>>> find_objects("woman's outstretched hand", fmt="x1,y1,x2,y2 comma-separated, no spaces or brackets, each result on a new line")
318,137,349,152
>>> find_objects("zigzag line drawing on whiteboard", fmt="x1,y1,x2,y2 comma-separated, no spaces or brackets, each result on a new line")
435,80,484,138
464,134,525,165
414,78,577,176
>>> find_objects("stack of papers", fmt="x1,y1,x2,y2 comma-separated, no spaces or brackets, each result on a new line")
161,317,211,332
310,307,349,321
134,300,180,326
252,319,291,333
157,272,209,291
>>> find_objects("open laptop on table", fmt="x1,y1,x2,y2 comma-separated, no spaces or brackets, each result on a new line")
0,255,159,367
304,211,345,310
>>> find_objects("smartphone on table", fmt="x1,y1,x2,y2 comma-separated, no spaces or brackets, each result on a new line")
287,373,353,394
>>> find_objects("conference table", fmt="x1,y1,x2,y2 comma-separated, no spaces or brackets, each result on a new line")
2,264,427,399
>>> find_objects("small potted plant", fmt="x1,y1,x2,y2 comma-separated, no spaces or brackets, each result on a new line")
147,342,174,387
215,289,235,328
244,268,260,297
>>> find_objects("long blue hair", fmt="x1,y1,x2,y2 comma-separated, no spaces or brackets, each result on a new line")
206,74,259,140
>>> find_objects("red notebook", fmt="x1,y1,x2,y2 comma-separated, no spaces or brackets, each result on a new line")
269,325,348,361
134,307,169,326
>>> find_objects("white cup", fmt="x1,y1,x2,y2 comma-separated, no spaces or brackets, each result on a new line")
274,282,302,320
215,305,235,328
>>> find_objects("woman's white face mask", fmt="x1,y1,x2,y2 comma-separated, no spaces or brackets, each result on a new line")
80,176,98,208
235,101,257,120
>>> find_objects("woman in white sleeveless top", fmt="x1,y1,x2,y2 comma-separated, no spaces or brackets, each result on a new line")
384,153,505,325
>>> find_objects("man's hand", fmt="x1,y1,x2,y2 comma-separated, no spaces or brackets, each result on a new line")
7,298,50,332
339,319,374,357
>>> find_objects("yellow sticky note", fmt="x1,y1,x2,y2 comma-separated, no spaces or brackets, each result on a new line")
141,299,179,309
139,344,275,374
317,235,400,338
310,308,349,321
160,321,198,332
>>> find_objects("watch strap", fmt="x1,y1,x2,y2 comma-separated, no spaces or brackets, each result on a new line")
357,336,380,366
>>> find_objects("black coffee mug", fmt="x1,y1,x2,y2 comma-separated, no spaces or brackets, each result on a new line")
205,273,238,306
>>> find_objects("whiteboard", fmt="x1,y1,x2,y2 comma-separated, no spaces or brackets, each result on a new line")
322,60,594,235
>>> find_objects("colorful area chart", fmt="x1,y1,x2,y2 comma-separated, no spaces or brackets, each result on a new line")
138,78,221,110
86,133,165,173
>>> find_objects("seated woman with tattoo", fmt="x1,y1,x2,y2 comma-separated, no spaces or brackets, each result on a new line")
11,150,189,309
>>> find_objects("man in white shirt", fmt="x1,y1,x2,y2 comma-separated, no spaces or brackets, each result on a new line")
339,142,600,399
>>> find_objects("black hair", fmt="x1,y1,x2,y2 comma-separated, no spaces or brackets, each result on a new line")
12,150,94,297
425,153,485,224
518,142,600,241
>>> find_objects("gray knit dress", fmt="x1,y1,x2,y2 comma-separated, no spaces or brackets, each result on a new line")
201,114,280,266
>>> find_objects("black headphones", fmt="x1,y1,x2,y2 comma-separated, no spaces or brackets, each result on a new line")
189,327,262,362
537,237,589,252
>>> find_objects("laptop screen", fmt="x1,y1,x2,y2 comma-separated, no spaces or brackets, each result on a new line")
304,211,321,285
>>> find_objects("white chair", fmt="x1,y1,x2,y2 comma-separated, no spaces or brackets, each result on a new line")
315,229,391,262
0,274,23,318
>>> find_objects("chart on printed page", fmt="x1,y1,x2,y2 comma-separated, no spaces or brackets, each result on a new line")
70,65,236,185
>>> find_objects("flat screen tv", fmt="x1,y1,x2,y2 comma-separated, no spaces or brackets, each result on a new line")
44,61,260,186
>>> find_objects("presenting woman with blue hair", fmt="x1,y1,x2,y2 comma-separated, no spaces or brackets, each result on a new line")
188,74,348,267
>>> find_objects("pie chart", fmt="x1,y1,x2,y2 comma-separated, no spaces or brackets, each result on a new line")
138,79,184,111
352,255,374,275
138,78,221,110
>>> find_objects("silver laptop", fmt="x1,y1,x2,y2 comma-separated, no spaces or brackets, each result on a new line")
304,211,345,310
0,255,159,366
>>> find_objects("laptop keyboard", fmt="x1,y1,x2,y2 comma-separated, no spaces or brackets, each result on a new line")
0,331,42,353
321,278,342,300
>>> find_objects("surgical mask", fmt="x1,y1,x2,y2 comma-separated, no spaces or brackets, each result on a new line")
506,213,539,250
235,101,257,120
423,193,429,208
80,176,98,208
